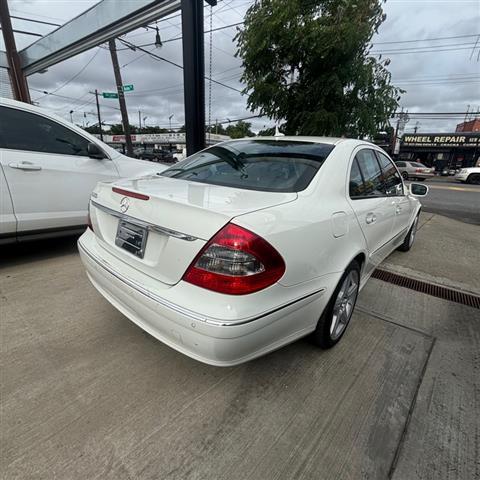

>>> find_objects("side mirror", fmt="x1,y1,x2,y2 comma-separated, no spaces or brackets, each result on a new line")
410,183,428,197
87,142,106,159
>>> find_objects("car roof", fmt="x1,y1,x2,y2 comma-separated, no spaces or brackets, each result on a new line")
224,136,368,146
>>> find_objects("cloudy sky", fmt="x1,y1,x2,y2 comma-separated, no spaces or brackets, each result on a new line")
2,0,480,133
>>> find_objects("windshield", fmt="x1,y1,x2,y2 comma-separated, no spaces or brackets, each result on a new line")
411,162,426,168
160,140,335,192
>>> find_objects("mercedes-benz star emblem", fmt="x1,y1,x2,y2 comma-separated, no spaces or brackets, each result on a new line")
120,196,130,213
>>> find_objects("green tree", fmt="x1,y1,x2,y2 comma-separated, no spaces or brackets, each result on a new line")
236,0,402,137
206,123,228,135
84,124,102,134
225,120,255,139
108,124,125,134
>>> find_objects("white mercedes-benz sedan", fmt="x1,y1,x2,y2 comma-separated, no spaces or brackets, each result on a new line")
78,137,428,366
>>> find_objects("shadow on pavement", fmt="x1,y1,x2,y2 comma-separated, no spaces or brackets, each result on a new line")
0,234,81,269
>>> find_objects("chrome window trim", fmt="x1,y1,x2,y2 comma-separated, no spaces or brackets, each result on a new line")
91,199,199,242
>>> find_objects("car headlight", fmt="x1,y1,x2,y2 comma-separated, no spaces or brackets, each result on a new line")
460,169,467,174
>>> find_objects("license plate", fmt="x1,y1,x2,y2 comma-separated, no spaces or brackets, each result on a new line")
115,220,148,258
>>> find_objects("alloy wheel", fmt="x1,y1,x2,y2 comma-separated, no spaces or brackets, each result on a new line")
330,270,359,340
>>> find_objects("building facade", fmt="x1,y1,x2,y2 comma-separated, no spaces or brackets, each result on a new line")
456,119,480,132
399,133,480,171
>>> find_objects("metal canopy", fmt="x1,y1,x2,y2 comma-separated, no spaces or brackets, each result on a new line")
0,0,208,155
14,0,182,75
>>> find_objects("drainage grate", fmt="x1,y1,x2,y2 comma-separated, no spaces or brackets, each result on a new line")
372,269,480,309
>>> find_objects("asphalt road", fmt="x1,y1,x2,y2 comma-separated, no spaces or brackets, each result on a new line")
412,178,480,225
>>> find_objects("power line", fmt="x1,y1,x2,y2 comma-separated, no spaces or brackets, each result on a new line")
10,15,61,27
371,46,477,55
373,33,480,45
118,38,244,94
32,48,101,101
0,27,42,37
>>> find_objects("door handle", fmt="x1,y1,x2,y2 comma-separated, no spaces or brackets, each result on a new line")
8,162,42,171
365,212,377,224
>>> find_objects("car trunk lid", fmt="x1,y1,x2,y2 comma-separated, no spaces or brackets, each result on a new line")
90,175,297,285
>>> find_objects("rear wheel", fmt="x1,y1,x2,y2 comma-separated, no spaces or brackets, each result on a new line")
467,173,480,185
398,214,419,252
401,172,409,180
311,261,360,349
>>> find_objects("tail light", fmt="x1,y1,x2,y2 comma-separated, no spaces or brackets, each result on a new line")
415,168,423,172
183,223,285,295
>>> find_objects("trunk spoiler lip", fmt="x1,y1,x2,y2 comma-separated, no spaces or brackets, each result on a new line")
90,200,200,242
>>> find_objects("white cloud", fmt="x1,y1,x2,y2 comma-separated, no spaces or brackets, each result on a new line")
5,0,479,133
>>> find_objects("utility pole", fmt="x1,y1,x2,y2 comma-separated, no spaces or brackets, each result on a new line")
0,0,31,103
94,89,103,141
108,38,133,157
138,110,142,130
181,0,206,155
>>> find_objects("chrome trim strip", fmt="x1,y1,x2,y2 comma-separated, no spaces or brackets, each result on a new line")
91,200,199,242
78,240,325,327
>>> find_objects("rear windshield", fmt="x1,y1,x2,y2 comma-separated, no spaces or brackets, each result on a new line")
160,140,335,192
410,162,426,168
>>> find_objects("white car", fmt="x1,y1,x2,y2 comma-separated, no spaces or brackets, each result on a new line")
0,98,163,243
455,166,480,184
78,137,428,366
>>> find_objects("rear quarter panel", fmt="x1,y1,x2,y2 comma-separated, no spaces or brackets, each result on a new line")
234,141,369,288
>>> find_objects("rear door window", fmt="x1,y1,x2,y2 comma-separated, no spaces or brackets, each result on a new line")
161,140,335,192
375,151,403,196
0,106,90,156
349,158,366,198
355,149,385,197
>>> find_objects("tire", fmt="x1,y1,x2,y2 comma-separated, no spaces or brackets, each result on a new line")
401,172,409,180
417,178,426,182
467,173,480,185
311,261,360,349
397,213,419,252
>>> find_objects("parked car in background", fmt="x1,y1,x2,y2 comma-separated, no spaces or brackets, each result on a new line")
394,160,434,181
79,137,428,366
455,166,480,184
0,98,165,244
135,148,175,163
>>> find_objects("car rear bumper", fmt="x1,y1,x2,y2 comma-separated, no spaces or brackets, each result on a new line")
78,231,330,366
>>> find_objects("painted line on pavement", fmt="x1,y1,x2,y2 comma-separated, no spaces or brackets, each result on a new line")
426,184,480,193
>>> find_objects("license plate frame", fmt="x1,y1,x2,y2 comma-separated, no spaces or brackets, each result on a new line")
115,219,148,259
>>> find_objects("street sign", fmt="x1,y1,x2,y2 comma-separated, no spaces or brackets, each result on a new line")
102,92,118,99
123,84,134,92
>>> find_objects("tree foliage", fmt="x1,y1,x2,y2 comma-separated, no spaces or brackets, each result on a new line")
236,0,402,137
225,120,255,138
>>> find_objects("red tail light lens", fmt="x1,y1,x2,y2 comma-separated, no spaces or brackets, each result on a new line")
112,187,149,200
415,168,422,173
183,223,285,295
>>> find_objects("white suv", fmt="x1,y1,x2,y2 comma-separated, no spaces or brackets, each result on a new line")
0,98,164,243
455,167,480,185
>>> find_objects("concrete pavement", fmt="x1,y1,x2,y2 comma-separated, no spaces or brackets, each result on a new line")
383,212,480,295
1,213,479,479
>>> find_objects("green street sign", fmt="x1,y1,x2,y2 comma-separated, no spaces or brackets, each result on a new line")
123,84,134,92
102,92,118,99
